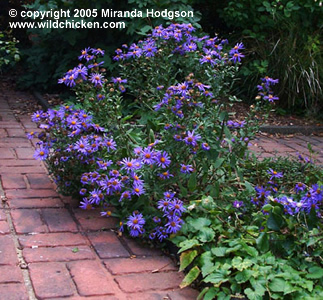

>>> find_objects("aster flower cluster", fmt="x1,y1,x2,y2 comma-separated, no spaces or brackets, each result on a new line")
257,76,279,102
58,47,127,93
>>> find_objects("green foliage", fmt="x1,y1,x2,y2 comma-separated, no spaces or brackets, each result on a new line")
218,0,323,115
18,0,200,91
0,31,20,72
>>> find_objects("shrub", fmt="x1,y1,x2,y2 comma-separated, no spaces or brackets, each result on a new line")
0,31,20,72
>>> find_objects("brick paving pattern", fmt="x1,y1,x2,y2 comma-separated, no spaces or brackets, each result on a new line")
0,85,322,299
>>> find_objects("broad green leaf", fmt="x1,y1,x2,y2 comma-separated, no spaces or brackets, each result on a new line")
211,247,228,257
235,269,254,283
269,278,286,292
179,250,198,272
178,239,200,253
197,228,215,243
250,277,266,296
200,251,215,277
267,211,283,231
188,217,211,231
179,266,200,288
256,232,269,252
203,287,218,300
240,242,258,257
214,157,224,169
232,257,253,271
306,266,323,279
244,288,263,300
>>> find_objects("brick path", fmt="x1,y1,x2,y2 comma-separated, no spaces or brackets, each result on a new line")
0,86,322,300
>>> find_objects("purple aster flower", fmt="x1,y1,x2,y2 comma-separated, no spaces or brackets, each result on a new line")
27,131,37,140
263,94,279,102
132,183,145,196
169,199,185,215
33,147,48,160
97,94,105,101
229,42,244,55
143,43,158,57
165,216,183,234
157,199,171,212
155,151,171,168
233,201,244,209
255,186,271,199
180,164,194,174
89,188,104,205
194,82,211,92
119,191,131,202
79,188,87,196
156,227,169,241
126,211,145,236
184,130,201,147
120,158,137,173
183,42,197,52
294,182,307,193
103,138,117,152
112,77,127,84
91,47,105,56
78,47,91,60
80,174,89,185
88,61,104,69
74,65,88,80
158,170,174,180
90,73,104,87
267,169,283,180
230,52,245,63
164,191,175,200
200,55,216,66
31,111,44,122
141,147,155,165
153,216,161,223
74,138,90,154
173,134,182,141
96,159,113,170
202,142,210,151
109,178,123,193
79,198,94,210
67,116,81,130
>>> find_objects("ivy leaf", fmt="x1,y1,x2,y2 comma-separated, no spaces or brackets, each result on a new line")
179,250,198,272
179,266,200,288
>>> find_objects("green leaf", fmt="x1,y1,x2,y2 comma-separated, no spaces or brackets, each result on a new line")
188,173,197,192
240,242,258,257
204,287,219,300
269,278,286,292
214,157,224,169
178,239,200,253
211,247,228,257
235,269,254,283
179,266,200,288
306,266,323,279
72,247,79,253
256,232,269,252
197,228,215,243
188,217,211,231
179,250,198,272
267,211,283,231
244,288,263,300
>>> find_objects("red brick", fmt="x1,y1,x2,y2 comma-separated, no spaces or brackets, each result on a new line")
5,189,58,199
0,174,26,189
0,235,19,265
6,128,26,138
122,237,163,257
126,292,170,300
167,288,200,300
0,283,28,300
0,159,41,167
29,262,75,298
10,209,48,234
8,198,64,209
0,221,10,234
104,256,177,275
0,129,7,138
67,260,118,296
0,122,21,128
0,148,15,159
14,148,35,160
0,266,24,283
53,296,119,300
115,272,184,293
88,232,130,259
19,233,87,248
27,174,54,189
78,215,118,231
0,209,6,220
23,245,95,263
0,166,46,174
42,208,78,232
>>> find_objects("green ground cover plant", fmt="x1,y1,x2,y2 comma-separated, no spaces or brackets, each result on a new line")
29,23,322,299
